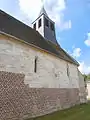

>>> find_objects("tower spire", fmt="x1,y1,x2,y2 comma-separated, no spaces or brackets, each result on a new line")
39,6,48,17
39,0,48,17
32,3,57,44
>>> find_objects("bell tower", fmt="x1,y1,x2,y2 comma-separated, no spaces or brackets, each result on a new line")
32,6,57,44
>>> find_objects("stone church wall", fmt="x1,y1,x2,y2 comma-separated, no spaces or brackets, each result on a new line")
0,34,81,119
78,70,87,103
0,34,79,89
0,71,80,120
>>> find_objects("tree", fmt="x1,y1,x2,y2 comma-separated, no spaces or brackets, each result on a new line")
83,73,90,81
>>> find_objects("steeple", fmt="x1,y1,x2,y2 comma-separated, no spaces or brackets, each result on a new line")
32,6,57,44
38,6,48,17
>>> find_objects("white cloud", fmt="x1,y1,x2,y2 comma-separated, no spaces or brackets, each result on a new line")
64,20,72,29
18,0,42,20
78,61,90,74
60,20,72,30
69,46,90,74
84,32,90,46
14,10,32,26
72,47,81,58
18,0,71,30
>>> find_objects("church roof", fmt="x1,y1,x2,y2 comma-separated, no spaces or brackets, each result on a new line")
0,9,79,66
38,6,48,17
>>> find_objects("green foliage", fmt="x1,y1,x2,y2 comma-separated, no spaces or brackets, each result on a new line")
87,74,90,79
83,74,90,81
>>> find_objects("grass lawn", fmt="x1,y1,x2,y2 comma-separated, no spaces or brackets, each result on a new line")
27,102,90,120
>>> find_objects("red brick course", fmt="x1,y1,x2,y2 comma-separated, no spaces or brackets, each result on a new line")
0,71,80,120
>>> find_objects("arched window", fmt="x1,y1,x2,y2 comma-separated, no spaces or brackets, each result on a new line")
45,17,49,27
34,56,38,73
38,19,41,28
50,22,54,31
33,23,36,30
67,63,69,77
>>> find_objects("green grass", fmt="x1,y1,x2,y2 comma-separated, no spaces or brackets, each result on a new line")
27,103,90,120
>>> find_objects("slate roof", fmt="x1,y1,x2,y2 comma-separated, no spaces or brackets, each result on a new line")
0,9,79,66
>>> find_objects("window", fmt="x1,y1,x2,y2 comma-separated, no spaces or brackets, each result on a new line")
67,64,69,77
50,22,54,31
33,23,36,30
38,19,41,28
45,18,49,27
34,56,38,73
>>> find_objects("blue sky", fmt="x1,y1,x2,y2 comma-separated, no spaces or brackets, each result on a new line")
0,0,90,74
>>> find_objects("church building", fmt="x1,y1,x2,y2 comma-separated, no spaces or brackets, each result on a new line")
0,7,87,120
